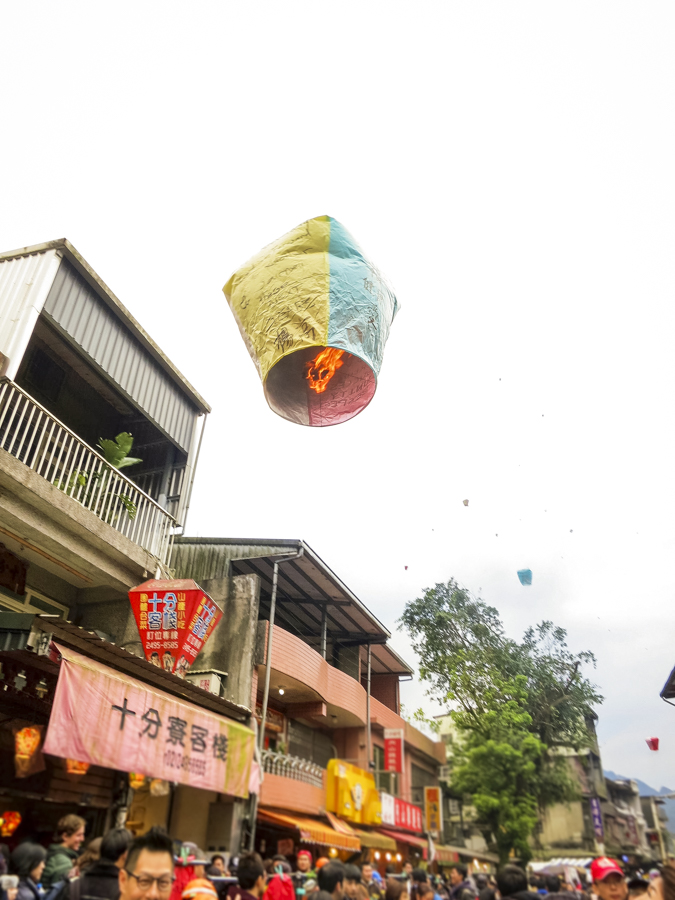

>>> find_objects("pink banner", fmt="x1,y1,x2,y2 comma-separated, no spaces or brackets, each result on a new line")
43,645,254,799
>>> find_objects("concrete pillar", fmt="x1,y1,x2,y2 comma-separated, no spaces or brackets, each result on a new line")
194,574,261,708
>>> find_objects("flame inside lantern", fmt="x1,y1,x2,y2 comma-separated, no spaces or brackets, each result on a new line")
66,759,90,775
305,347,345,394
0,811,21,837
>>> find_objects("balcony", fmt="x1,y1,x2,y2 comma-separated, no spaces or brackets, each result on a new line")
261,750,325,788
259,749,326,815
259,622,368,726
0,379,174,564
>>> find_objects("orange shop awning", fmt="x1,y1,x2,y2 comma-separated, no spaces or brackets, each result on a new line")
379,829,428,859
258,808,361,853
325,811,360,839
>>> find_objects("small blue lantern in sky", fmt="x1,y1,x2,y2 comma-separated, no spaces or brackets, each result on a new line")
517,569,533,586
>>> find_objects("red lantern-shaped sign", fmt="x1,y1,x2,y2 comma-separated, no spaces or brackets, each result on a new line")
128,579,223,677
647,737,660,751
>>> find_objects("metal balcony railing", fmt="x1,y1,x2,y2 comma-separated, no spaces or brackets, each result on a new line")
0,380,175,564
261,750,324,788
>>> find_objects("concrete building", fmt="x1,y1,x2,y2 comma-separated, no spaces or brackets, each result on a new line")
163,537,450,866
602,777,650,864
0,239,259,849
641,794,673,863
0,239,209,618
436,712,608,864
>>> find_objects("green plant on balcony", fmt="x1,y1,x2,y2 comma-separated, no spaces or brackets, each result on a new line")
55,432,142,522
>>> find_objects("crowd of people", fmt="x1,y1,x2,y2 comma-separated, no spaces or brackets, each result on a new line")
1,820,674,900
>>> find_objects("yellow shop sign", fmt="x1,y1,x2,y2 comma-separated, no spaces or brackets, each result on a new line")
325,759,382,825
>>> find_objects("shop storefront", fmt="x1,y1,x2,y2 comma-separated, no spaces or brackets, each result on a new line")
377,792,427,867
0,614,255,852
352,829,400,867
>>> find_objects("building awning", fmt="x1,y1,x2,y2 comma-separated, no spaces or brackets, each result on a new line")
434,845,460,865
353,830,398,852
258,808,361,852
531,858,593,868
457,848,499,864
379,829,428,858
325,811,360,839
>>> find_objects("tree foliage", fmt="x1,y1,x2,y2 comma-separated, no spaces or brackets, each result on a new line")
399,578,603,863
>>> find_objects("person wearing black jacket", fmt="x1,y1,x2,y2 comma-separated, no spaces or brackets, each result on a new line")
10,844,47,900
448,866,475,900
496,866,532,900
68,829,132,900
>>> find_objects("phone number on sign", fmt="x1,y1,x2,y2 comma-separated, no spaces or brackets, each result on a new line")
163,749,207,776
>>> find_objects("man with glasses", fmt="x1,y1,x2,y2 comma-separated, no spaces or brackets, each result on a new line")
119,829,175,900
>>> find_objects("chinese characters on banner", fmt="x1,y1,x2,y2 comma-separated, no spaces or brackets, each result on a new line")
625,815,639,846
380,791,423,832
384,728,404,773
589,797,604,840
424,785,443,836
43,644,254,798
128,579,223,677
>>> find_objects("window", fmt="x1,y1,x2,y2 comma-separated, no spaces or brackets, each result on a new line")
374,744,399,796
287,720,333,767
0,587,68,618
411,763,436,806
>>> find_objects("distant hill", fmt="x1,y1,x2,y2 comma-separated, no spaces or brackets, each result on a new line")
604,770,675,828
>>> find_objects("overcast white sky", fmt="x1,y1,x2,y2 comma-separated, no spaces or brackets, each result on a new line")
3,2,675,789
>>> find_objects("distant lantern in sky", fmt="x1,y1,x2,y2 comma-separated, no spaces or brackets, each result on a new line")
646,737,659,751
517,569,533,586
223,215,399,426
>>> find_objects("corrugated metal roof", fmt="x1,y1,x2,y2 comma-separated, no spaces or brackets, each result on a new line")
0,239,210,416
0,249,61,379
172,537,414,677
43,258,199,452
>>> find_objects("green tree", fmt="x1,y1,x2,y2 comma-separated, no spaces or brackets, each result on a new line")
453,731,540,864
399,578,602,863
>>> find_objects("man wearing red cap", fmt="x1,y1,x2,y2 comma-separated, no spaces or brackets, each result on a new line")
591,858,628,900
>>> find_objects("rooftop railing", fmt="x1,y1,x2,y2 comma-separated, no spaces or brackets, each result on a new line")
260,749,324,788
0,379,174,564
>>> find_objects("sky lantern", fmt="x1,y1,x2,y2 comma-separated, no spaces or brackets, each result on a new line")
517,569,533,585
224,215,399,426
646,737,659,751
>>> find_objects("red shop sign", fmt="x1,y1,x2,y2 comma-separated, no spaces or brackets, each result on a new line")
381,793,423,833
384,728,404,773
395,797,423,833
128,579,223,677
